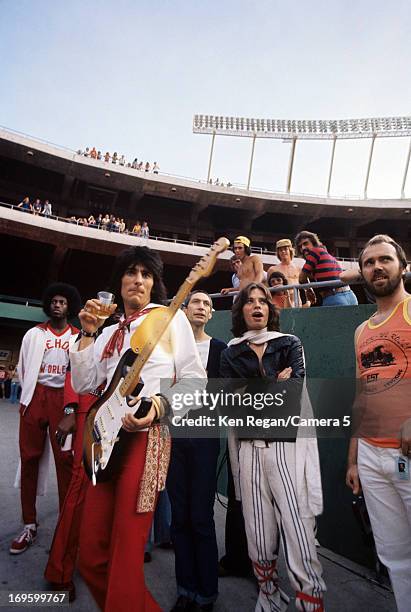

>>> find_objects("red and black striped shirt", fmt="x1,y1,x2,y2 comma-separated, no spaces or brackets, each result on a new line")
302,246,342,282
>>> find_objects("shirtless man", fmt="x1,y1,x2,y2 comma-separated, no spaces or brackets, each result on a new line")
267,238,313,307
221,236,263,295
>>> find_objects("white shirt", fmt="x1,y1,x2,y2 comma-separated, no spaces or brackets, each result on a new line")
37,325,72,387
196,339,211,371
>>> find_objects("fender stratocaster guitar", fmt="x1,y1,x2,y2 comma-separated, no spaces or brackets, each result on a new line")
83,237,229,484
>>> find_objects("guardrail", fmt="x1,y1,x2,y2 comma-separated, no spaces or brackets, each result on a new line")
0,200,362,261
203,273,411,307
0,124,371,201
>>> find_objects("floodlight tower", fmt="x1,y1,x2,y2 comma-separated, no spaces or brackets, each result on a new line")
193,114,411,198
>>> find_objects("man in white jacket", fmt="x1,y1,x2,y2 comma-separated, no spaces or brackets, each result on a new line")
10,283,81,555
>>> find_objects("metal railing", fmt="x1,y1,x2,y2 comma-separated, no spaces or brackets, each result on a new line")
204,273,411,307
0,124,388,201
0,201,363,261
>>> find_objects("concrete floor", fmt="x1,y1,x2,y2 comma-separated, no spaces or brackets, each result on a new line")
0,399,396,612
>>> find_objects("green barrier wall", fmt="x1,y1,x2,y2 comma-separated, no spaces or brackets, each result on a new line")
207,305,378,568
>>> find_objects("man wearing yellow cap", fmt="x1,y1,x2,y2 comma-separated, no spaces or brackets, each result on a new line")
267,238,307,307
221,236,264,295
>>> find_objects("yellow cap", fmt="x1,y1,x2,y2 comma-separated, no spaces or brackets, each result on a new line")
234,236,251,248
276,238,293,249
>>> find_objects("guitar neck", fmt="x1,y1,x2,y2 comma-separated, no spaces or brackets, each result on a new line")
120,280,194,396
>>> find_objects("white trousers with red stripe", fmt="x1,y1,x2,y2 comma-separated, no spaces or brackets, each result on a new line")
358,440,411,612
238,441,326,612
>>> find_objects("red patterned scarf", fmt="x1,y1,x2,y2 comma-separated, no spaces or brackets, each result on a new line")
100,307,154,361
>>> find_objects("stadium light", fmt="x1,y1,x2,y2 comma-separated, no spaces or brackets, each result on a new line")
193,114,411,140
194,113,411,197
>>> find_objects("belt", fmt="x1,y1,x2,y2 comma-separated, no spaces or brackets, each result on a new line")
320,286,351,297
239,438,296,445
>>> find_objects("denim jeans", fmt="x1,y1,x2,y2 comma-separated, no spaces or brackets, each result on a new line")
322,290,358,307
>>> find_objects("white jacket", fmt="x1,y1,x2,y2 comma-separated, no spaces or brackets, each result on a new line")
17,322,78,408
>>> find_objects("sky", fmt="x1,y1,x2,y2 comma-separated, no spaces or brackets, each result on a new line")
1,0,410,199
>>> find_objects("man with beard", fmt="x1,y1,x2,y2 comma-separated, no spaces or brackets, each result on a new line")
295,230,357,306
346,234,411,612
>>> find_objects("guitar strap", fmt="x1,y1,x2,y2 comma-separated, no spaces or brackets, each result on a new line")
136,423,171,513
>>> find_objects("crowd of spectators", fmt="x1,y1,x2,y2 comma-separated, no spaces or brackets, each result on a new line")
208,177,233,187
17,196,53,216
14,195,150,238
66,213,150,237
77,147,160,174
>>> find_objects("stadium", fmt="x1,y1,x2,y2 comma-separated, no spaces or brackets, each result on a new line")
1,112,410,610
1,4,411,607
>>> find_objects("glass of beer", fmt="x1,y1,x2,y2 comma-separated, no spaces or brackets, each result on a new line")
97,291,115,320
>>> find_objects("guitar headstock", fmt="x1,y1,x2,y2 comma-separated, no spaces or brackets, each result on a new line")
187,237,230,282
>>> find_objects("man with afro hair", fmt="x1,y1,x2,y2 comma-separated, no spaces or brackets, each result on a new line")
10,282,81,555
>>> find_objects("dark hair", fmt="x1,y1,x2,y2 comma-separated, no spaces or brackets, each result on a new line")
358,234,408,270
185,289,213,309
109,246,167,308
231,283,279,337
294,230,322,257
42,283,82,318
268,270,288,286
233,241,251,256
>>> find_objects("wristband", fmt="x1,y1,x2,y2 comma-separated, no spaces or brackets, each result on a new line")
79,329,98,339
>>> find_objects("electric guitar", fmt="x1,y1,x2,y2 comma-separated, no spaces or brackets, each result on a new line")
83,237,230,484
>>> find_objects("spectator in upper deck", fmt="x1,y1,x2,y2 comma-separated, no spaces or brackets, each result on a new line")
132,221,142,236
84,147,90,158
18,197,32,213
132,158,138,169
104,152,110,163
97,151,102,160
153,162,160,174
32,199,42,216
141,221,149,238
119,155,126,166
144,162,150,173
112,152,118,165
42,200,52,217
90,147,97,159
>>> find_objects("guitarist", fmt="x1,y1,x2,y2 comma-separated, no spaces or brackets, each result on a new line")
70,246,206,612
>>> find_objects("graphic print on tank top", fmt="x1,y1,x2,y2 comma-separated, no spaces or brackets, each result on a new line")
358,330,408,394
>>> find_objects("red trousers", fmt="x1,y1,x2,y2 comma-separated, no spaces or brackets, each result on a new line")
44,405,92,584
19,383,73,525
78,431,160,612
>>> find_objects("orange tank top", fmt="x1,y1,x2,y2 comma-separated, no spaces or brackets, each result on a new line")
355,296,411,448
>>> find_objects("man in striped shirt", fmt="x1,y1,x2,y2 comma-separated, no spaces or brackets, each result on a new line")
295,230,358,307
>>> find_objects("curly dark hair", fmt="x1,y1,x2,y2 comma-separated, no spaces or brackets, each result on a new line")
231,283,279,337
268,270,288,286
294,230,322,257
109,246,167,309
42,283,82,318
